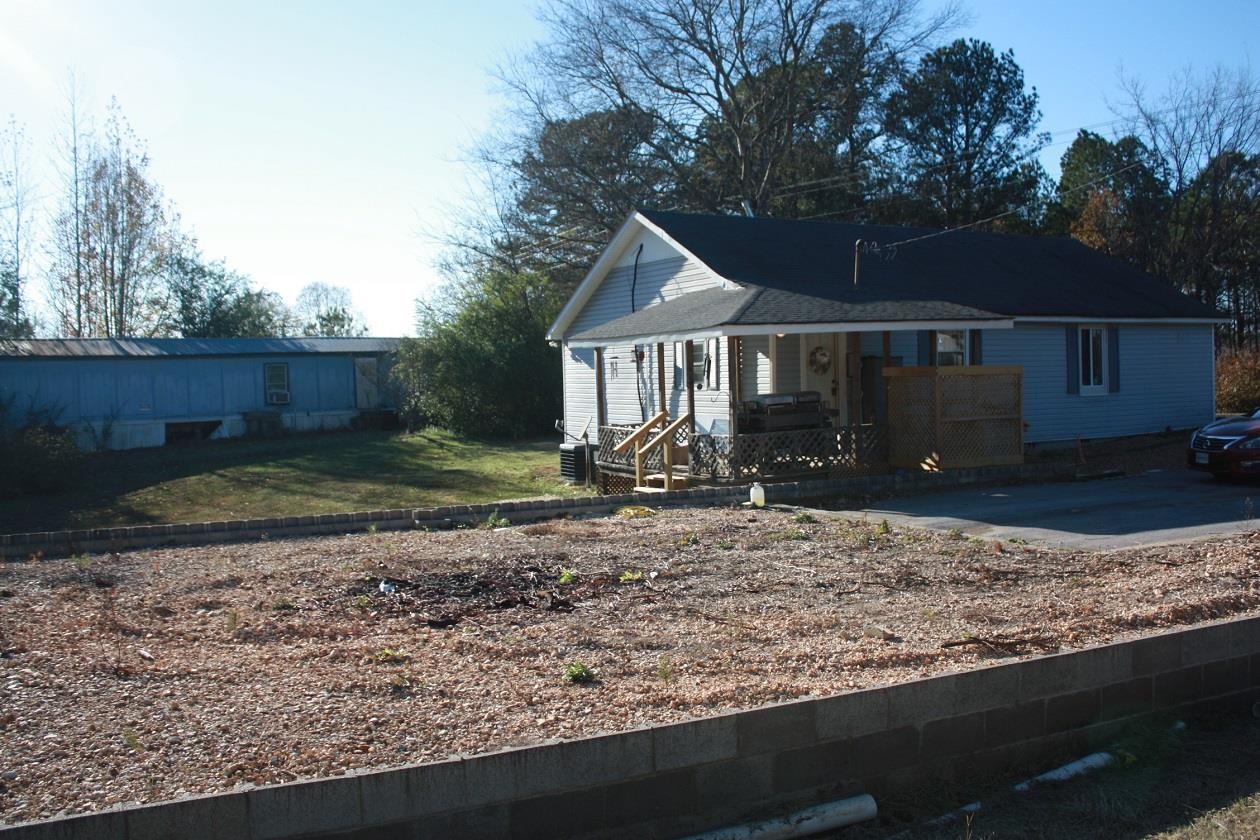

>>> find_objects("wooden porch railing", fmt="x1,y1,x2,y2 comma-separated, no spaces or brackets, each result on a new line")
690,425,888,480
611,411,692,489
599,424,888,483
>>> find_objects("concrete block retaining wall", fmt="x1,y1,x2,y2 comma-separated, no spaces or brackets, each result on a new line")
0,461,1071,561
5,615,1259,840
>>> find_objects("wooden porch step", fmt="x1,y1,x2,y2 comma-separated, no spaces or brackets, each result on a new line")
637,472,691,491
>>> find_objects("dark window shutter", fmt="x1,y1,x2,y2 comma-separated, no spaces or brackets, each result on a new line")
1107,326,1120,393
917,330,935,366
1065,325,1080,395
969,330,983,366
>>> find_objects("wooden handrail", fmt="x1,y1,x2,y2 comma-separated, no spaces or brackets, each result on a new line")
612,410,669,455
640,413,691,459
632,412,692,490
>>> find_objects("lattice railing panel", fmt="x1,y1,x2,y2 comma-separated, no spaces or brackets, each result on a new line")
607,424,888,483
599,472,637,494
885,367,1023,470
887,375,937,468
940,372,1021,420
597,425,664,472
940,418,1024,464
690,434,734,478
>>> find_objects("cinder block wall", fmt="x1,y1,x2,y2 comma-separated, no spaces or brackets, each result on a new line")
5,615,1259,840
0,460,1070,560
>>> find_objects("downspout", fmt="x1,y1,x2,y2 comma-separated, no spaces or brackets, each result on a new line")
632,243,647,422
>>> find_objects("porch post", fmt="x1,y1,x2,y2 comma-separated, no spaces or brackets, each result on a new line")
727,337,738,437
594,346,607,429
848,332,862,424
684,340,696,424
656,342,667,420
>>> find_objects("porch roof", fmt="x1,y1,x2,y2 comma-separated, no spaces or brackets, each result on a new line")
566,286,1009,347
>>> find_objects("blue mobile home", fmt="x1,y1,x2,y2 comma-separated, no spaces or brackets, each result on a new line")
0,338,400,450
548,211,1223,487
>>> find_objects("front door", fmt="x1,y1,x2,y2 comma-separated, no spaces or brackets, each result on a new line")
800,333,844,423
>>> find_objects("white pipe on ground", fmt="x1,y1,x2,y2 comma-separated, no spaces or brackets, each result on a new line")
1013,751,1115,792
683,794,878,840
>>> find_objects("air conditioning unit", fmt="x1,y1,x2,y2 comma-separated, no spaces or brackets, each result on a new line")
266,390,290,405
559,442,589,483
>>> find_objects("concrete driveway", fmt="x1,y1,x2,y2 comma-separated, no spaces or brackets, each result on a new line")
821,468,1260,550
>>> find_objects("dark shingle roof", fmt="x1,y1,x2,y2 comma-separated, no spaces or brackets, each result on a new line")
570,287,1004,343
0,337,402,359
571,288,756,342
639,210,1220,321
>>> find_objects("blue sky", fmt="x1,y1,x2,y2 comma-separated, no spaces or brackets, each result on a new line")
1,0,1257,337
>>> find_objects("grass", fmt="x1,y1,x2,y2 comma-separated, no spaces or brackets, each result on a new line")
845,714,1260,840
1,427,582,533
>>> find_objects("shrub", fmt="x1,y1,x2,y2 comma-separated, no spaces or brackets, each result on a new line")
0,425,82,498
1216,349,1260,414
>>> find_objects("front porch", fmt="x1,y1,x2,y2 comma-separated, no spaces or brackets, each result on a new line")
597,422,890,492
579,329,1023,493
593,369,1022,494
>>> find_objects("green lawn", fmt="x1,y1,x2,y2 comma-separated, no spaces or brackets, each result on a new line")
0,428,584,533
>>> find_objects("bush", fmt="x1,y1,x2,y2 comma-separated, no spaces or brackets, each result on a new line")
1216,349,1260,414
0,424,83,498
395,270,562,439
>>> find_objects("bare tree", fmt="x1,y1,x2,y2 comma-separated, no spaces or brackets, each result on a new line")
46,74,94,337
82,101,173,336
0,115,35,337
501,0,960,217
292,282,366,337
1120,65,1260,338
47,94,175,337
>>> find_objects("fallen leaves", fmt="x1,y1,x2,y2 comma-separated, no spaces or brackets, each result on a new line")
0,501,1256,826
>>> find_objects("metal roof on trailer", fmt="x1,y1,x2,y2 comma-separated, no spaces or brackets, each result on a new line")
0,337,403,359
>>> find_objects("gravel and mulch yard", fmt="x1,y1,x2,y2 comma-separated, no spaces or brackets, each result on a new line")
2,447,1258,828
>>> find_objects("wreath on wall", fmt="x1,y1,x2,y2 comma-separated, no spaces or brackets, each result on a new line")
808,346,831,375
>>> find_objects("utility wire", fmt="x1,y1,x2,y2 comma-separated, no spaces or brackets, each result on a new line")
873,160,1144,253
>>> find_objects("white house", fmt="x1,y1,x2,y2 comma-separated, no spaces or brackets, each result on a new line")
547,210,1222,488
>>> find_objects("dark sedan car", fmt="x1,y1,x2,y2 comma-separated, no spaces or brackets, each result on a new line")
1188,409,1260,477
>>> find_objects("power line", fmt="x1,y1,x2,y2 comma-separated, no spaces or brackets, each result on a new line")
873,160,1144,253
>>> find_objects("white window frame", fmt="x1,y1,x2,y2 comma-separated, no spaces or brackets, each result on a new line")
935,329,967,367
1079,327,1106,395
691,338,720,390
264,363,290,404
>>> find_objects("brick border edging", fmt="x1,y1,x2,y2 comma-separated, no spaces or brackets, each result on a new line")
1,461,1073,560
5,614,1258,840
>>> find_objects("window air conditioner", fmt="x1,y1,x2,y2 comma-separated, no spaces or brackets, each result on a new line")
266,390,290,405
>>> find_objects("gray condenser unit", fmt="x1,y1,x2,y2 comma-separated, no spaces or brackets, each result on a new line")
559,442,589,483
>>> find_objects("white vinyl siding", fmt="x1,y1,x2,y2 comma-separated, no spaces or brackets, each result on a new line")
561,346,598,442
740,335,774,397
774,336,802,393
569,256,719,336
983,323,1215,443
560,242,728,435
602,344,648,425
